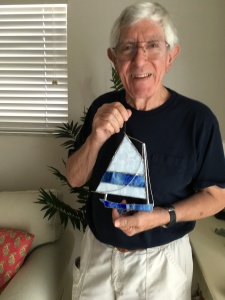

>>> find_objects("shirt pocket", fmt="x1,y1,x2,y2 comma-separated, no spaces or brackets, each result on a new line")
149,153,188,200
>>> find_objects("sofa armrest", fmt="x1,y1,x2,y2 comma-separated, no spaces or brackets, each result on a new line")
0,190,63,252
0,229,75,300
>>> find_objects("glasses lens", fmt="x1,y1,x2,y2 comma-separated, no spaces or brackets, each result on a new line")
116,43,136,60
115,41,168,61
146,41,169,58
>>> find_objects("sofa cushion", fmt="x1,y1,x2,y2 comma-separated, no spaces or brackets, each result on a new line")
0,190,62,252
0,229,34,293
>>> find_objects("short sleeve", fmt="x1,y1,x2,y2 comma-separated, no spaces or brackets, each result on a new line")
68,105,95,158
193,116,225,190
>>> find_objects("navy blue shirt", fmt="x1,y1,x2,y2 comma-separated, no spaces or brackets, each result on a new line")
71,89,225,249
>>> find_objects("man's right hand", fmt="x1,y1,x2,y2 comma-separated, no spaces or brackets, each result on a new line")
66,102,131,187
91,102,132,146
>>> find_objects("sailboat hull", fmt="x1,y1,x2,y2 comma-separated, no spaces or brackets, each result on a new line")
100,199,153,212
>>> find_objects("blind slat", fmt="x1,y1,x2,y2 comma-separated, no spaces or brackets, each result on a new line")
0,4,68,133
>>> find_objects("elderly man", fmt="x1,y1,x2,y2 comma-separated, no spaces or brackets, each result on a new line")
67,2,225,299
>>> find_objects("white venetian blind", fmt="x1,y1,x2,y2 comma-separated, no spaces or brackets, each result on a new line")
0,4,68,133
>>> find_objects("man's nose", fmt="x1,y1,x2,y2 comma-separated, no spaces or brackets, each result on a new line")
133,43,148,61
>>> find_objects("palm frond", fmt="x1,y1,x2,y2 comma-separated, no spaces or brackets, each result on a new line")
70,185,90,200
80,107,88,123
48,166,69,186
35,189,87,231
110,66,124,91
55,121,83,149
36,66,120,232
54,107,88,149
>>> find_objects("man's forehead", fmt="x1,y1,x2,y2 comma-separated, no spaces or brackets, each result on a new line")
119,35,164,43
119,21,165,42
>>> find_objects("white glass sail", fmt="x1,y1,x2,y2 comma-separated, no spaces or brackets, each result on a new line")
108,134,144,174
96,134,146,199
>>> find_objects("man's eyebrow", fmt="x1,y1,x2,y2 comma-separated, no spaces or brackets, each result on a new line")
119,35,164,43
119,38,135,43
146,35,164,42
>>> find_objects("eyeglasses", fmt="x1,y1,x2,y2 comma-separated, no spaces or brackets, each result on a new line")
113,40,170,61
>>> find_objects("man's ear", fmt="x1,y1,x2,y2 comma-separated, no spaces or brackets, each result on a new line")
107,48,117,67
166,44,181,72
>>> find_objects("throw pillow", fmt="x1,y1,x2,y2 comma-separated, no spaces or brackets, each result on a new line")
0,228,35,293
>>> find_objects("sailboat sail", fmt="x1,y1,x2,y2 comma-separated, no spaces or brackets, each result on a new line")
95,134,154,212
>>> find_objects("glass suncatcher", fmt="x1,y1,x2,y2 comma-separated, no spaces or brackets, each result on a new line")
95,133,154,213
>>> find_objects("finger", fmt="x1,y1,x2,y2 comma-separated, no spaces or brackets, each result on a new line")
92,102,132,142
114,102,132,122
104,112,123,133
103,103,130,130
100,102,131,125
112,199,126,221
95,106,122,133
93,117,117,142
93,111,119,139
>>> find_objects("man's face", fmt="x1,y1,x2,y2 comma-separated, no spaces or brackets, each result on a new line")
108,19,179,107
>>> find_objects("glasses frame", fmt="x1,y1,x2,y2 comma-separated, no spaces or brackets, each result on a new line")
113,40,170,61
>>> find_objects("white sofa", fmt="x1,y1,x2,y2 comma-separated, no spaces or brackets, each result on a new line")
0,190,75,300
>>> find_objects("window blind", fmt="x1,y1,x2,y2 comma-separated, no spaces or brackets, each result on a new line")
0,4,68,133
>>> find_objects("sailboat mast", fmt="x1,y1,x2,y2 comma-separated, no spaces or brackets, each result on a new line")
143,143,150,204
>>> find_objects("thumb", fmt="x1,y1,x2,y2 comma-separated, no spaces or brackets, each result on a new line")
114,210,138,228
112,207,120,223
112,200,127,226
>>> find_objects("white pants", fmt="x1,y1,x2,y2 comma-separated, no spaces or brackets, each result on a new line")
72,228,193,300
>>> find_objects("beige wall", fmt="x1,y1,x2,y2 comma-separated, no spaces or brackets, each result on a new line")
68,0,225,138
0,0,224,260
0,0,224,201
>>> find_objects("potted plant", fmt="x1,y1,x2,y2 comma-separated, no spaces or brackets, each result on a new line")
35,67,123,232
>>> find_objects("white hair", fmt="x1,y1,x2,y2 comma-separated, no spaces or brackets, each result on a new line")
110,1,179,49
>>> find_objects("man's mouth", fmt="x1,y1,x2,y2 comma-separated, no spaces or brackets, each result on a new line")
131,73,152,78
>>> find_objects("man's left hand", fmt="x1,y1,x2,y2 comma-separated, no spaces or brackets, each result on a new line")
112,204,168,236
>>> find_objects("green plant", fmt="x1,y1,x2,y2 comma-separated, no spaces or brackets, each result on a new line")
35,112,89,232
110,66,124,91
35,66,123,232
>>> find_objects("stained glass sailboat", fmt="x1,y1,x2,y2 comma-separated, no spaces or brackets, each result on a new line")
95,133,154,212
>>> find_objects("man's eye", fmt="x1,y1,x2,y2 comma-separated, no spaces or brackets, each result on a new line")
146,42,160,49
120,44,135,52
